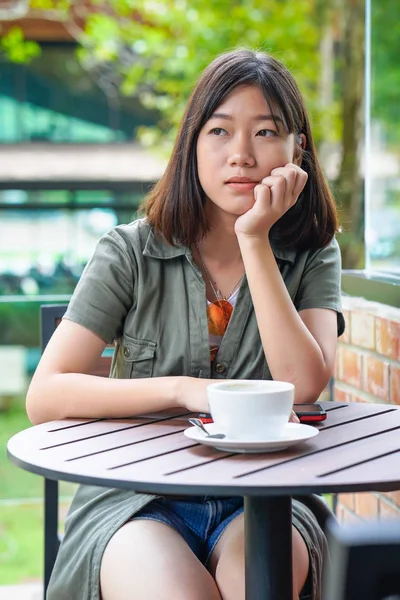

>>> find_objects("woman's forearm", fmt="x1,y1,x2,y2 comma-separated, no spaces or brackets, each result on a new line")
238,235,331,402
26,373,183,425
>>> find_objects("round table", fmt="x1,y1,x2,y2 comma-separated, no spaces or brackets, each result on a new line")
7,400,400,599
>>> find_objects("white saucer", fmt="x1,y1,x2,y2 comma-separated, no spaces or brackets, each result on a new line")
184,422,319,453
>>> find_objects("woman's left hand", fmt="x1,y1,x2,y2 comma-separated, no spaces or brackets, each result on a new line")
289,409,300,424
234,163,308,238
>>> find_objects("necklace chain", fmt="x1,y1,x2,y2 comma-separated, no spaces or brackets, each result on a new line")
195,244,243,302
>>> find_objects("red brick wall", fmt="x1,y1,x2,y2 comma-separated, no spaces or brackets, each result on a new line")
334,296,400,522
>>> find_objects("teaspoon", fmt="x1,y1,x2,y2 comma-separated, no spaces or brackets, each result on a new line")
188,418,226,439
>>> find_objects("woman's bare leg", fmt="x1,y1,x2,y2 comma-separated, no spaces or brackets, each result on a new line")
209,514,309,600
100,520,222,600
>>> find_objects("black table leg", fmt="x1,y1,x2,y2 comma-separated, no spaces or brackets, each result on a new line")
244,495,293,600
44,478,60,599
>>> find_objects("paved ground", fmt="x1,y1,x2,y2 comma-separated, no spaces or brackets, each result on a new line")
0,584,43,599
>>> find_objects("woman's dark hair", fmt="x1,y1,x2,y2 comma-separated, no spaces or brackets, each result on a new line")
144,48,338,250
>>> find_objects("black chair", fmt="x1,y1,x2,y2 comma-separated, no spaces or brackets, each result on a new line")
40,304,113,598
295,494,335,533
323,517,400,600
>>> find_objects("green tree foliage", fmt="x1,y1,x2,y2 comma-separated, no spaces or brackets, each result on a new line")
334,0,365,269
0,26,40,62
2,0,379,268
78,0,331,151
370,0,400,147
1,0,338,151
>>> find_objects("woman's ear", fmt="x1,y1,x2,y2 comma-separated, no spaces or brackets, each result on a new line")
293,133,306,166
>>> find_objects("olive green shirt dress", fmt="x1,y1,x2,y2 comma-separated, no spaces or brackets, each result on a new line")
47,218,345,600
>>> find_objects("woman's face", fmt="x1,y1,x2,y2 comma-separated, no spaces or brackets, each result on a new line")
196,84,299,220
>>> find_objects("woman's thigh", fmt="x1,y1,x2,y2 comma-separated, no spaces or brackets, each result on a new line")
100,519,222,600
209,514,309,600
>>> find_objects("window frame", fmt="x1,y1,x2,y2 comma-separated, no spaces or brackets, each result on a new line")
343,0,400,307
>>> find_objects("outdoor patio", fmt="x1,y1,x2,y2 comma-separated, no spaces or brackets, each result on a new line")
1,0,399,596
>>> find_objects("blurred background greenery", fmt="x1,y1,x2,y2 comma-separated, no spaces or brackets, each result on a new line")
0,0,399,587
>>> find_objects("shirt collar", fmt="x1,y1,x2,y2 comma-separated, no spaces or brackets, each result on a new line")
269,239,297,264
143,228,296,264
143,228,188,259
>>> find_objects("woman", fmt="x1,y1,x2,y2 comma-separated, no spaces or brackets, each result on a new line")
27,48,344,600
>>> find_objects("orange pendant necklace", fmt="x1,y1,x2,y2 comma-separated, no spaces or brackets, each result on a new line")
195,244,243,336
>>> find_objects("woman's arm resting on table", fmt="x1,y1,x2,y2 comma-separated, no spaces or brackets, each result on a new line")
26,319,210,424
298,306,338,395
239,236,337,404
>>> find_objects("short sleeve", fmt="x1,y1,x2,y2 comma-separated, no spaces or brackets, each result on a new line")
294,237,345,337
64,229,135,344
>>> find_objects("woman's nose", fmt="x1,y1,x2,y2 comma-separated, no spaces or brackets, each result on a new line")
227,137,256,168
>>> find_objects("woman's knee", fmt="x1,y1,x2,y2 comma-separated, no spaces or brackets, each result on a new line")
213,520,310,600
292,526,310,598
100,519,221,600
212,517,245,600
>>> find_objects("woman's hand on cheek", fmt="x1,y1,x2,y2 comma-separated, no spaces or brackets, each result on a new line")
234,163,308,239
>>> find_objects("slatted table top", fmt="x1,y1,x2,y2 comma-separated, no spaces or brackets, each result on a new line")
7,401,400,496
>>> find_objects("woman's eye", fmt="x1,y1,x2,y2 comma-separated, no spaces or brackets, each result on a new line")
209,127,227,136
257,129,278,137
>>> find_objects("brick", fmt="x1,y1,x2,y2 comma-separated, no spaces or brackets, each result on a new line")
390,365,400,405
334,387,351,403
375,318,400,361
351,393,369,403
339,310,351,343
337,493,355,511
351,311,375,349
354,492,379,519
364,356,389,401
386,491,400,506
339,347,363,389
379,499,400,520
336,505,346,524
336,504,361,525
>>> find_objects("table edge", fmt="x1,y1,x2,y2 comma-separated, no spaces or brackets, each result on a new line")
7,448,400,497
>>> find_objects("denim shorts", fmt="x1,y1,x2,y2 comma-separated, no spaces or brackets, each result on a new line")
131,495,317,599
132,495,243,566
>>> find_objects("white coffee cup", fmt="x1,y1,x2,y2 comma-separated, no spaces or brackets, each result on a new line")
207,380,294,440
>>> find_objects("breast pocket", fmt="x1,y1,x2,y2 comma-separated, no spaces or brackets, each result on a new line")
121,335,156,378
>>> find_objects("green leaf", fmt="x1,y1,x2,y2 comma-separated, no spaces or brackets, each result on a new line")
0,27,41,64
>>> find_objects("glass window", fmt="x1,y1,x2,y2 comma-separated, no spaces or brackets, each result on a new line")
0,189,142,297
365,0,400,273
1,208,117,296
0,43,158,143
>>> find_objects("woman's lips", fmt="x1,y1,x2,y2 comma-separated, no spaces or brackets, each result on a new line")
225,181,258,191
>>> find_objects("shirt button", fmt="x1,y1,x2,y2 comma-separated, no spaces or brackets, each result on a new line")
123,347,130,358
215,363,226,374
